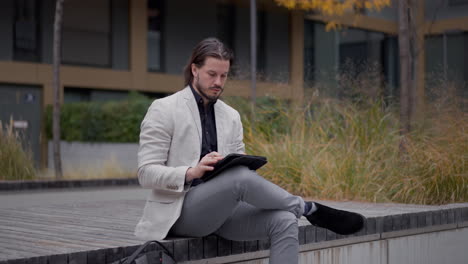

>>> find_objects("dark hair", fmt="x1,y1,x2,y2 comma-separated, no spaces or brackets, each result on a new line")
183,38,234,86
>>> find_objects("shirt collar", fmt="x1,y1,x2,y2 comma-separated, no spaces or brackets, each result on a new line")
189,84,216,106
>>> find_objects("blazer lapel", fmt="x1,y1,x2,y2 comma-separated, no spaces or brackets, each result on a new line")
182,87,202,144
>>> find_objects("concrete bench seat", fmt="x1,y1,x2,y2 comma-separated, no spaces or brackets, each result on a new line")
0,188,467,264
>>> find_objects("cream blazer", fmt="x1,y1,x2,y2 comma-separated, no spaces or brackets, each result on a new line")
134,86,245,240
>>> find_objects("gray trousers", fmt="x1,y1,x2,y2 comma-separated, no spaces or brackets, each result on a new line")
170,166,305,264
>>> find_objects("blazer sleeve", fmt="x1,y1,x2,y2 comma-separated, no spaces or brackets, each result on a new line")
233,111,246,154
137,100,189,192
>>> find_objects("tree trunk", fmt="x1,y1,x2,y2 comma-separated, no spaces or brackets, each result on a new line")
53,0,65,179
398,0,411,137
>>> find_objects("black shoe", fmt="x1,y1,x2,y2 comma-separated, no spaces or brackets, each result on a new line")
305,202,365,235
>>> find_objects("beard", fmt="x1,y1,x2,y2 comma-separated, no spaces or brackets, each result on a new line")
194,75,224,103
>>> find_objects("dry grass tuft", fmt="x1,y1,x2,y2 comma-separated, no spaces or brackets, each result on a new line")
0,120,36,181
226,80,467,205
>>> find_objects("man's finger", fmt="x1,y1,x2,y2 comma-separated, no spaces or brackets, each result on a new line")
209,151,223,158
202,159,218,167
200,165,214,171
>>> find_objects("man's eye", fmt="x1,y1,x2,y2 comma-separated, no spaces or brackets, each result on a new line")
209,73,216,77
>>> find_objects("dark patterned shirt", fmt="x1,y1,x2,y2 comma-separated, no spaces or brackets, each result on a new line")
190,85,218,185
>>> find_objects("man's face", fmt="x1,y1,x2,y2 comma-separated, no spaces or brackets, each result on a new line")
191,57,230,104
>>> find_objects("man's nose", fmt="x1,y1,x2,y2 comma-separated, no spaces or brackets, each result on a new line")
214,76,222,86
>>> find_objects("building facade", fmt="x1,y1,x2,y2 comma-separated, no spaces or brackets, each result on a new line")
0,0,467,168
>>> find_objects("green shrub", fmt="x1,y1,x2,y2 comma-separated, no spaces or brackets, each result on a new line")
0,121,36,180
45,92,153,142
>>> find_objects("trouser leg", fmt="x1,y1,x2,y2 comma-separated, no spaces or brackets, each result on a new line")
169,166,304,263
215,203,299,264
170,166,304,237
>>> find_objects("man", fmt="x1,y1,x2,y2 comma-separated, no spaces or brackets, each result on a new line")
135,38,364,264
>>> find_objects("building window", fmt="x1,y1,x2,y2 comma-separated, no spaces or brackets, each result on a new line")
148,0,164,72
425,31,467,99
448,0,468,7
304,21,397,98
62,0,112,67
14,0,40,62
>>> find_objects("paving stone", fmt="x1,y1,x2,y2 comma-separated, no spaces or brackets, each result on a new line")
188,238,203,260
244,240,258,253
231,240,244,255
49,254,68,264
304,225,316,243
8,258,25,264
425,211,433,227
401,214,410,230
332,233,343,240
217,236,231,257
383,215,393,232
316,227,326,242
69,252,87,264
462,207,468,222
455,208,463,224
203,235,218,259
417,212,427,228
24,256,47,264
355,219,367,236
366,218,377,235
392,214,402,231
432,210,441,225
326,230,337,241
87,249,106,264
106,247,124,264
173,239,189,262
446,209,455,224
440,210,448,225
298,226,306,245
7,259,26,264
375,216,384,234
409,213,418,229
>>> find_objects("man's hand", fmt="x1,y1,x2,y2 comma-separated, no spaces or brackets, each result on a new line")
186,152,224,182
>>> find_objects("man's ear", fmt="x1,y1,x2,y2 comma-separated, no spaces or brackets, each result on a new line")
191,63,198,78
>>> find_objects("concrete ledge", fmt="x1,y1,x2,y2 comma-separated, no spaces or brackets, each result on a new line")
299,234,381,252
2,204,468,264
0,178,138,191
381,223,458,239
179,249,270,264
